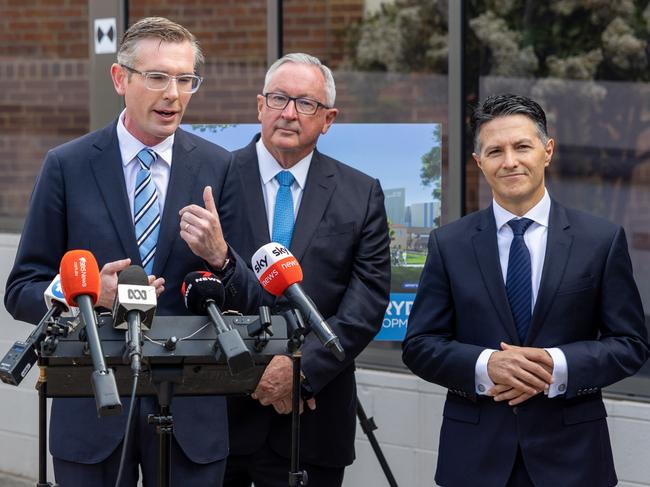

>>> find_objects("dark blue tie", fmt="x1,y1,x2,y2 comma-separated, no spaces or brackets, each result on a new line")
271,170,296,248
506,218,534,342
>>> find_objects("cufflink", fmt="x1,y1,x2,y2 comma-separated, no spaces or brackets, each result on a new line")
558,384,566,392
478,384,486,393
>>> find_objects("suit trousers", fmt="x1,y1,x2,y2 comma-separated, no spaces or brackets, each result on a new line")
506,448,535,487
53,397,226,487
223,441,344,487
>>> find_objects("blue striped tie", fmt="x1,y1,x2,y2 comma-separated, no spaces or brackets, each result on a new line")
271,170,295,248
506,218,534,342
134,148,160,275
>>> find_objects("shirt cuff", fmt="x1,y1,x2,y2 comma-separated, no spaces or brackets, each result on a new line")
475,348,497,395
544,347,568,397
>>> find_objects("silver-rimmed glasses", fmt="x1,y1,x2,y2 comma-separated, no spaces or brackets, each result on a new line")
120,64,203,94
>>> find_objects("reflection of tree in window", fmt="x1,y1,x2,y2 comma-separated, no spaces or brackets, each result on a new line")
420,125,442,228
465,1,650,225
343,0,448,73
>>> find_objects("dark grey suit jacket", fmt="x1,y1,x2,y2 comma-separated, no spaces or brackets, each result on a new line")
5,120,232,464
218,135,391,467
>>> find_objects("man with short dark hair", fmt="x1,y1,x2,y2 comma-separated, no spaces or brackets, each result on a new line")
213,53,391,487
5,17,232,486
403,93,649,487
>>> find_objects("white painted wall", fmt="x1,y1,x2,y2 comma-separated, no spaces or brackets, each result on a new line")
0,234,648,486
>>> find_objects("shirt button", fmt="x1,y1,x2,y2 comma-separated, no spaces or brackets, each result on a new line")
478,384,486,393
558,384,566,392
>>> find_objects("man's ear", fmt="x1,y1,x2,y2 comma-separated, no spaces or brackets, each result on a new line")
321,108,339,135
256,94,265,123
544,138,555,167
472,152,483,171
110,63,127,96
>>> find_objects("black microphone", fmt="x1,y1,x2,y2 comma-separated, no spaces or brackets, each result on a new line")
251,243,345,361
112,265,156,374
0,274,72,386
60,250,122,416
182,271,254,375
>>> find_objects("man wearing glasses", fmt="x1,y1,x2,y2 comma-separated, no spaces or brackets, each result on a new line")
213,53,391,487
5,17,232,486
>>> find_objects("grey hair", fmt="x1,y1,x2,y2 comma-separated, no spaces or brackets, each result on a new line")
263,53,336,107
472,93,549,154
117,17,205,72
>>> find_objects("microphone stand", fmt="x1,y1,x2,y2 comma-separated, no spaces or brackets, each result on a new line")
147,367,181,487
285,310,308,487
37,366,56,487
35,310,70,487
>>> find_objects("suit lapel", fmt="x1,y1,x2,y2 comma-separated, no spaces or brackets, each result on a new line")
471,207,520,343
526,201,573,344
153,129,200,276
236,136,272,250
90,122,140,262
290,150,336,261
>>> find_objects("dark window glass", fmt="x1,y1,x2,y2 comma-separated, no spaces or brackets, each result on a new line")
284,0,449,370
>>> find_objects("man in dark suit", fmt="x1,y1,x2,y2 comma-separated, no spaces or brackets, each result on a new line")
210,53,390,487
402,93,649,487
5,17,232,486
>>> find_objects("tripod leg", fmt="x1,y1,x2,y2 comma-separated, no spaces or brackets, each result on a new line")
356,398,399,487
37,367,55,487
289,350,308,486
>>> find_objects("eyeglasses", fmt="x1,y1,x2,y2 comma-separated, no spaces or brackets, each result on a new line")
262,92,329,115
120,64,203,94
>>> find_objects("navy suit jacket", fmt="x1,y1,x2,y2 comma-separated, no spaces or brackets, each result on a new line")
5,121,232,464
218,135,391,467
402,201,649,487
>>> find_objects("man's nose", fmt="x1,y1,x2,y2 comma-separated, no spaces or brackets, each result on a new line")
281,99,298,119
163,78,180,100
503,148,518,168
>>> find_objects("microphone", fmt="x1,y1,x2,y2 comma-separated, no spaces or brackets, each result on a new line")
251,243,345,361
0,275,78,386
112,265,156,374
60,250,122,416
182,271,254,375
44,274,78,318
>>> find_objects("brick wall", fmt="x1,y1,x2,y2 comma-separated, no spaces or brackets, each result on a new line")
0,0,440,227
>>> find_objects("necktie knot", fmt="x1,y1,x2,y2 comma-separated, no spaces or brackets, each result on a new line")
275,170,295,187
137,148,156,171
507,217,534,236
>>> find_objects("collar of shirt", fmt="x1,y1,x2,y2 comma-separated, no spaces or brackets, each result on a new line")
116,109,174,168
492,189,551,232
256,138,312,190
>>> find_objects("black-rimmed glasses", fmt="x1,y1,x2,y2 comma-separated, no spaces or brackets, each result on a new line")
120,64,203,94
262,92,329,115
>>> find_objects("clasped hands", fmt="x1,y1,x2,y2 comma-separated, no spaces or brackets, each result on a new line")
251,356,317,415
486,342,554,406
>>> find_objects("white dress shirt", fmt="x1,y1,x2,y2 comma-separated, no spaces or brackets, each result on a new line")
116,109,173,219
475,189,568,398
256,138,312,237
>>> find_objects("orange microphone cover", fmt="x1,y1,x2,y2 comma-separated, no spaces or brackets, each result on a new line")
59,249,101,306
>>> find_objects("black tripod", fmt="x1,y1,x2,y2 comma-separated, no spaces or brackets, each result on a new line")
356,399,399,487
283,309,398,486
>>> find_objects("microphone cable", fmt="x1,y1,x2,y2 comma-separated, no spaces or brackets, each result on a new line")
114,371,139,487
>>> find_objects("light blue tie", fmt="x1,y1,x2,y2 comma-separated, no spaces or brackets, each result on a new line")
506,218,534,342
271,170,296,248
134,148,160,274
